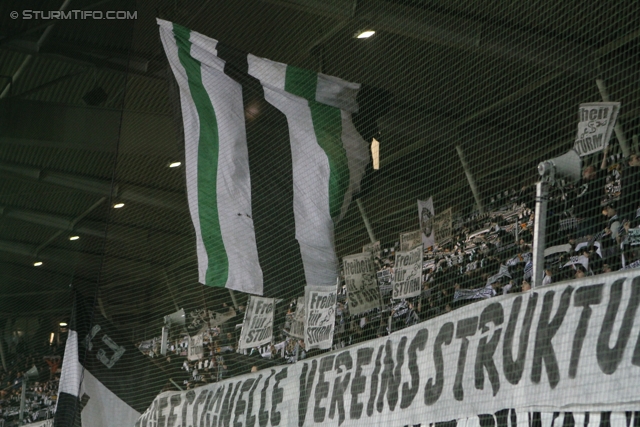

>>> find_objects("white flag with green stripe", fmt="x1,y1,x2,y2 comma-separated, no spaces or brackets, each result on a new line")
158,19,369,297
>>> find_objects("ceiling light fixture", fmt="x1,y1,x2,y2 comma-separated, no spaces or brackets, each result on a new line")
113,203,125,209
59,322,67,327
356,30,375,39
69,235,80,241
33,261,43,267
169,161,182,168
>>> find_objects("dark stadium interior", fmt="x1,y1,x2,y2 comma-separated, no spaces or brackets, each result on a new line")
1,0,640,423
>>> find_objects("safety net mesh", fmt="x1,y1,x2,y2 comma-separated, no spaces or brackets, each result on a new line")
0,1,640,426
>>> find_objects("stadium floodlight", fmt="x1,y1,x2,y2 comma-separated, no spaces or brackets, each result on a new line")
161,308,185,356
532,149,582,288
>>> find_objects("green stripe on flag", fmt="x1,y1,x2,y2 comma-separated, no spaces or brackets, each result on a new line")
173,23,229,287
285,66,349,220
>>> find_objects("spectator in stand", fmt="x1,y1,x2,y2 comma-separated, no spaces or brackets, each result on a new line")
601,202,622,266
620,153,640,225
575,150,609,238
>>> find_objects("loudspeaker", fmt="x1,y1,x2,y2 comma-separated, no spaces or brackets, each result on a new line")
25,366,38,379
538,149,582,184
163,308,185,327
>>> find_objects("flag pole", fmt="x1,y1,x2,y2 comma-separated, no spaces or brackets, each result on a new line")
0,337,6,371
455,144,485,213
596,79,630,158
356,199,377,243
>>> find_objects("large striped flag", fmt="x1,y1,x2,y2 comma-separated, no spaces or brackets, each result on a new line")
158,19,370,297
54,292,170,427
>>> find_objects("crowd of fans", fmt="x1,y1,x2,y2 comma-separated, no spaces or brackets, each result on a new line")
137,148,640,389
0,347,62,426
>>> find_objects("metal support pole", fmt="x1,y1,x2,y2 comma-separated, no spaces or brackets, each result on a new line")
532,181,550,288
0,337,6,371
596,79,630,158
356,199,377,243
19,378,27,424
169,378,184,391
455,145,485,213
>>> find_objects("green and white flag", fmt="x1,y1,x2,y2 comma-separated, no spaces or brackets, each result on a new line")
158,19,369,297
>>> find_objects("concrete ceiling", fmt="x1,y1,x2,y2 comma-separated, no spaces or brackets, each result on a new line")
1,0,639,337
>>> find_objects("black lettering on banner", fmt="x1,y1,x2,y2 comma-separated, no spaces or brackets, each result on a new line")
222,382,243,427
298,361,317,427
377,337,407,412
531,287,573,388
200,390,214,426
453,316,479,401
182,390,196,427
192,389,208,427
401,329,428,409
208,386,226,427
246,375,262,427
425,322,454,405
260,370,276,427
167,394,181,427
271,368,287,426
475,303,504,396
597,277,640,374
234,379,256,427
503,293,538,385
314,355,335,422
366,345,384,416
329,351,353,426
569,284,603,378
157,396,168,427
350,347,373,419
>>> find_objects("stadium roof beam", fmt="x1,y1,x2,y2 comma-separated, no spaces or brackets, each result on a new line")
0,238,162,282
266,0,595,77
0,160,183,212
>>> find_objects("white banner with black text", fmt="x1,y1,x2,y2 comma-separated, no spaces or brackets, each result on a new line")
137,270,640,427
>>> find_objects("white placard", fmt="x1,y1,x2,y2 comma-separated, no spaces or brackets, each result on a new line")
574,102,620,157
392,245,423,299
304,286,337,350
238,296,274,350
343,253,383,315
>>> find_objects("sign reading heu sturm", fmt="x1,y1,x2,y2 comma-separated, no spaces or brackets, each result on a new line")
238,296,274,350
574,102,620,157
137,270,640,427
342,253,383,316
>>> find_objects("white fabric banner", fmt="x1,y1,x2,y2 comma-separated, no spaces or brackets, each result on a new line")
138,270,640,427
399,230,422,251
343,253,383,315
574,102,620,157
392,245,423,299
418,198,435,249
238,296,275,350
305,286,337,350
